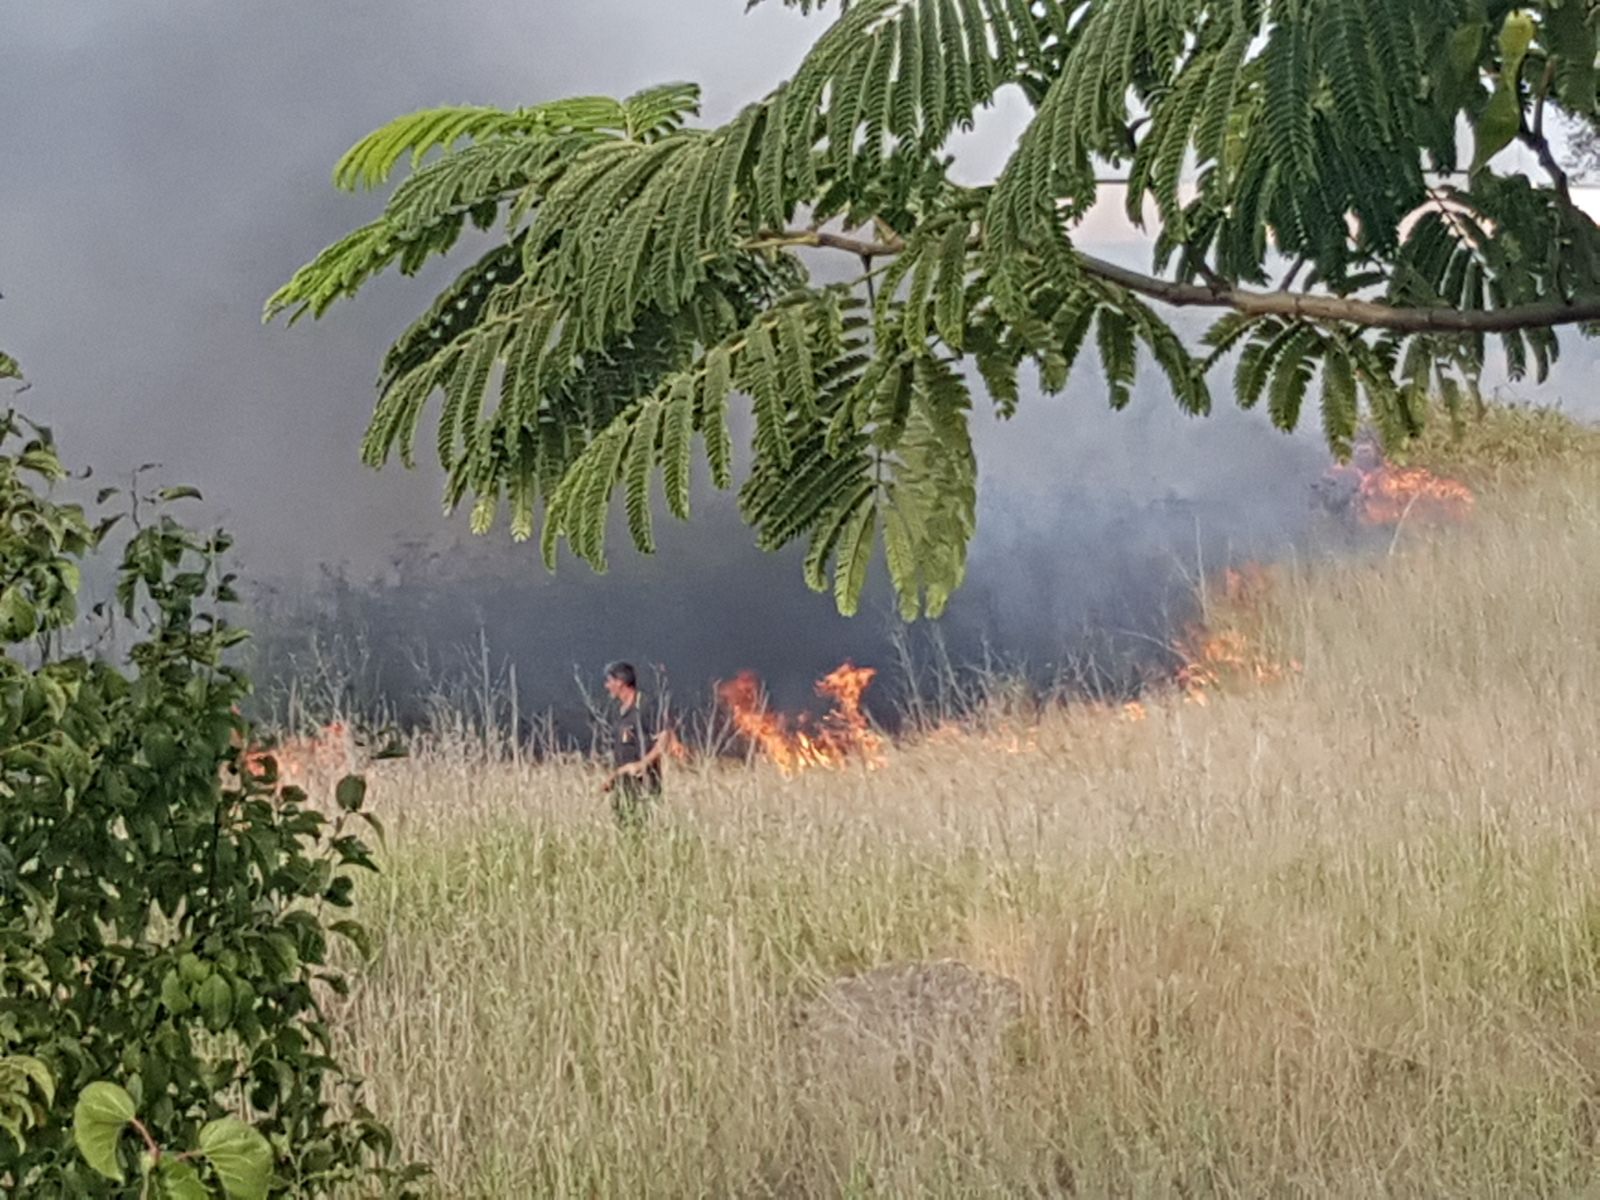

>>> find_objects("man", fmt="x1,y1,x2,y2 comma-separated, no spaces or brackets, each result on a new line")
599,661,672,827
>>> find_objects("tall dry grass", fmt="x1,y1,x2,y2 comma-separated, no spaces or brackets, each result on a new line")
331,446,1600,1196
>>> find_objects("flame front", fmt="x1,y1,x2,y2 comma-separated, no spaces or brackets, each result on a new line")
719,661,885,774
1175,564,1302,702
1321,435,1475,528
1353,463,1475,526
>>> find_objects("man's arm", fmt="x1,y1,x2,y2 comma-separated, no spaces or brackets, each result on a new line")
637,728,675,771
602,732,670,790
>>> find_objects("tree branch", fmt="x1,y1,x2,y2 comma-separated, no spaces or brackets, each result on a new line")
1074,251,1600,333
1519,124,1575,210
753,228,905,256
759,228,1600,336
1521,59,1576,214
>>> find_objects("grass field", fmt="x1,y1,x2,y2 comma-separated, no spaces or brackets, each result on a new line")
329,420,1600,1196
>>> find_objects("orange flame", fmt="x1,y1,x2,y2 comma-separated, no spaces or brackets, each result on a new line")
1174,564,1302,701
241,722,355,788
1322,436,1475,527
718,661,886,774
1353,463,1476,526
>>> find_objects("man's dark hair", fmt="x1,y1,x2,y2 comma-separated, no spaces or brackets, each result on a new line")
605,661,638,689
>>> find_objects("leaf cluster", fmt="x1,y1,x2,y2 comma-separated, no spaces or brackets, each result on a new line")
272,0,1600,619
0,415,418,1196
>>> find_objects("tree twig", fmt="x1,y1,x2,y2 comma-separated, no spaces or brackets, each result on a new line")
1520,58,1576,215
755,217,1600,334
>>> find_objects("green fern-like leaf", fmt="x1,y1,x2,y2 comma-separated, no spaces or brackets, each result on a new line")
623,400,662,553
1320,341,1359,456
700,343,736,488
743,319,792,469
623,82,703,141
1096,307,1137,411
266,221,410,324
332,96,629,191
1234,320,1295,411
276,0,1600,623
1267,326,1322,432
832,494,878,616
661,376,696,520
803,481,876,593
775,0,1046,217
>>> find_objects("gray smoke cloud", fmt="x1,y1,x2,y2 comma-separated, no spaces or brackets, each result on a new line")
5,3,1594,724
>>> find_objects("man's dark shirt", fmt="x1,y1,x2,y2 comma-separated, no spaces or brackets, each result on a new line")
611,695,663,794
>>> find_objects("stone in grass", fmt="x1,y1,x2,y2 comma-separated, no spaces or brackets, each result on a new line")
793,958,1024,1088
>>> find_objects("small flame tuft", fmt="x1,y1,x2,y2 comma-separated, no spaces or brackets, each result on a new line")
242,722,355,788
1174,563,1302,701
1320,433,1475,528
719,661,885,774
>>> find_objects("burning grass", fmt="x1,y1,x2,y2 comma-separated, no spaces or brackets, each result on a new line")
704,436,1474,765
717,662,885,774
241,720,355,784
707,557,1302,762
1321,436,1477,527
316,420,1600,1196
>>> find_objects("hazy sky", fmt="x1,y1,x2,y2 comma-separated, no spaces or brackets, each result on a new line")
5,4,1594,705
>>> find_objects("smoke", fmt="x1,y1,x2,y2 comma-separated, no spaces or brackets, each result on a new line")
5,3,1595,732
244,367,1333,734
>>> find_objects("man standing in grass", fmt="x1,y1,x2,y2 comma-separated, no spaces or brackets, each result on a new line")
600,661,672,828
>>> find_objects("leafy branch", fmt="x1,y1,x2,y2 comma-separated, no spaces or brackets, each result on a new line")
74,1082,271,1200
269,0,1600,619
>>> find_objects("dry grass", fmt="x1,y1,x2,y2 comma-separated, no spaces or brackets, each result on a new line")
330,438,1600,1197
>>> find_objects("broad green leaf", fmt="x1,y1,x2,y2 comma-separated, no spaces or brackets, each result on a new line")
72,1081,136,1182
199,974,234,1031
1468,13,1535,176
160,970,192,1015
9,1056,54,1108
0,1115,25,1153
335,774,368,812
1499,10,1535,81
156,1158,210,1200
1471,83,1520,172
0,587,39,640
199,1117,273,1200
330,919,375,960
263,933,300,980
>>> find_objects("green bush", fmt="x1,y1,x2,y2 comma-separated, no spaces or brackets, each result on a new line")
0,414,418,1196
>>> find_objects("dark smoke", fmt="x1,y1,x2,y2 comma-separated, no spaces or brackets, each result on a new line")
241,375,1334,737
